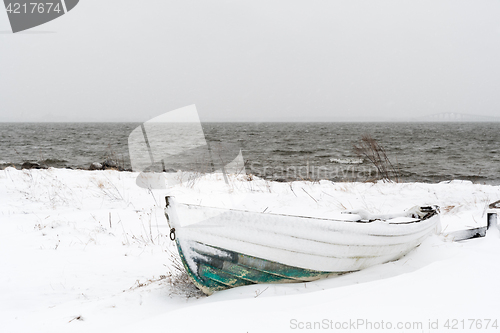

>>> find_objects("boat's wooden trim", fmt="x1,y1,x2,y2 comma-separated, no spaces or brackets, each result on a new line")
178,202,438,224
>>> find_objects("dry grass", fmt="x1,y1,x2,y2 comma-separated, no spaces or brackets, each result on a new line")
164,248,205,298
353,134,399,183
123,248,205,299
102,144,128,171
90,175,127,203
441,205,456,214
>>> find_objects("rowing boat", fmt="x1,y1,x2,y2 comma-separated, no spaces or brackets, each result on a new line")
164,196,440,295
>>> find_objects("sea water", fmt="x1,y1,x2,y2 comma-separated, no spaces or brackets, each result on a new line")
1,122,499,184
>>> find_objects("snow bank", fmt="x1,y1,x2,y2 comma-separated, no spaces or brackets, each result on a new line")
1,167,499,332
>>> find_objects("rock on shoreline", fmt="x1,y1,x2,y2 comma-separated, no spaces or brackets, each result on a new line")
15,159,131,172
21,161,48,170
88,158,131,171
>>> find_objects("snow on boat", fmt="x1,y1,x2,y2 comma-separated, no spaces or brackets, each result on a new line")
164,196,441,295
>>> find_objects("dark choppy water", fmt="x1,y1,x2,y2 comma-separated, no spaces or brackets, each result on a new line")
1,122,499,184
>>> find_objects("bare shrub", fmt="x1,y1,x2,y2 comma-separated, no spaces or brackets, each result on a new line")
353,134,399,183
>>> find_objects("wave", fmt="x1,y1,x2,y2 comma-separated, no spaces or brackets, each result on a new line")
329,158,364,164
271,149,303,156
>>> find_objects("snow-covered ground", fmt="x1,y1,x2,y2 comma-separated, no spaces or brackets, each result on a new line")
1,167,499,333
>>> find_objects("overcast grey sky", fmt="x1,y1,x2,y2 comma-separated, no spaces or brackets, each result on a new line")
1,0,499,122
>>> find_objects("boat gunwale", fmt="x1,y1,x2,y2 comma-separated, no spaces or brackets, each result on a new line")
175,201,438,225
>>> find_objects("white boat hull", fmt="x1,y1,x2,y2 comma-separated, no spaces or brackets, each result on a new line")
165,197,441,294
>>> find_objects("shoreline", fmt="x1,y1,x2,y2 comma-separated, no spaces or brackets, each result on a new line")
1,165,498,186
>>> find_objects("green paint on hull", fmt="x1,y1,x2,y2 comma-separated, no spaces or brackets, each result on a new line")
235,253,334,281
175,239,226,294
219,261,296,284
174,239,342,295
199,264,254,288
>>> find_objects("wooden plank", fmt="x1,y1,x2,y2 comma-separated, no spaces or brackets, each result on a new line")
198,264,253,288
445,227,487,242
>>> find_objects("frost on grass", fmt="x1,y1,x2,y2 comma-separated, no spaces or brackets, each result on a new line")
164,248,205,299
125,251,204,299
